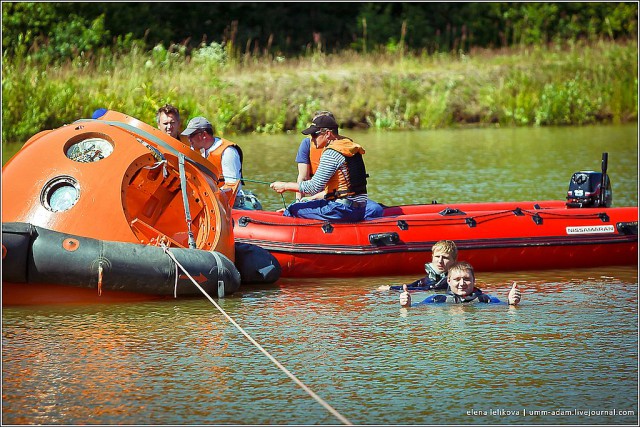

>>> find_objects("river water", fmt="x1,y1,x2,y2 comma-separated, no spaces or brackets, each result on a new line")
2,124,638,425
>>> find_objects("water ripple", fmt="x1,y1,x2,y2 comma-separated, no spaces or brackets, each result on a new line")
3,266,638,424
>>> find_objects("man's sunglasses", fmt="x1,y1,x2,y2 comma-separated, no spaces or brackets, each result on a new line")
189,130,205,140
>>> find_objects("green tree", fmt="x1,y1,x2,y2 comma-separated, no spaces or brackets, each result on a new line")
2,2,111,62
2,2,637,63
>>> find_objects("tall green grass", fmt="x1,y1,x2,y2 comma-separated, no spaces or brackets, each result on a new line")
2,40,637,143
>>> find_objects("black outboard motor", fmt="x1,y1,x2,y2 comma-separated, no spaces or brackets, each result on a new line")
566,153,612,208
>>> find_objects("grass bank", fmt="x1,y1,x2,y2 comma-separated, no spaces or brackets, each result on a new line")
2,40,637,143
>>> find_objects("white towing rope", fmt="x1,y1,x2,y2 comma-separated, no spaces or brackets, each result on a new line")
161,244,353,425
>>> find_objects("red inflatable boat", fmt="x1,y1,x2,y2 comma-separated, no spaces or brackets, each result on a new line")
233,165,638,277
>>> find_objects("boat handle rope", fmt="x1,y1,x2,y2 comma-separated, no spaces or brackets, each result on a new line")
178,153,197,249
160,244,353,426
240,207,612,231
227,175,288,209
520,209,609,220
237,211,504,228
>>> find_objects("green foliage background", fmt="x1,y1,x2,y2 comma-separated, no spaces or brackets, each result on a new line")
4,2,637,58
2,2,638,143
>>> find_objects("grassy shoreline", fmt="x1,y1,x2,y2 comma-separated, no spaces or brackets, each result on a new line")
2,40,637,143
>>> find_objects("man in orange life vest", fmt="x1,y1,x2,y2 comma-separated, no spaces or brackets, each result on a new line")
270,115,370,222
294,111,384,220
181,116,244,197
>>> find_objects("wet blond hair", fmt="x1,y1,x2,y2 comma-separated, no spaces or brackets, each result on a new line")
447,261,475,279
431,240,458,260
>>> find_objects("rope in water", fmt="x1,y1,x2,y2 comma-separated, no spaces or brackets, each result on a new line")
161,245,353,426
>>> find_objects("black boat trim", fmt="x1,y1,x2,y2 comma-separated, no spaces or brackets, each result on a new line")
235,233,637,256
2,222,241,297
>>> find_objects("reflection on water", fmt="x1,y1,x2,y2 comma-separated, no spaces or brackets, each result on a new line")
3,266,638,425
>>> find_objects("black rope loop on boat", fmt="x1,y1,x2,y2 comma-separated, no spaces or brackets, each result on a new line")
239,207,612,233
519,209,610,221
238,216,334,228
239,209,517,229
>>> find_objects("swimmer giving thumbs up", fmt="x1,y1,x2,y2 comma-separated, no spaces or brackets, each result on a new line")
507,282,521,305
399,284,412,308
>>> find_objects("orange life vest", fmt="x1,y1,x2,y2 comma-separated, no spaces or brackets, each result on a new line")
206,138,244,185
320,138,368,200
309,140,322,175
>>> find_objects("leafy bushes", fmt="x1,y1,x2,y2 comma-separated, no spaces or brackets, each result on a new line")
1,37,637,143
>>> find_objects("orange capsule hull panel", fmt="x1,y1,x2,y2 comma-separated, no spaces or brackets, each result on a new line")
2,111,234,260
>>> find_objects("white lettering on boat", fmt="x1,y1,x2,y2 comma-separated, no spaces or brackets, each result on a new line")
566,225,615,234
